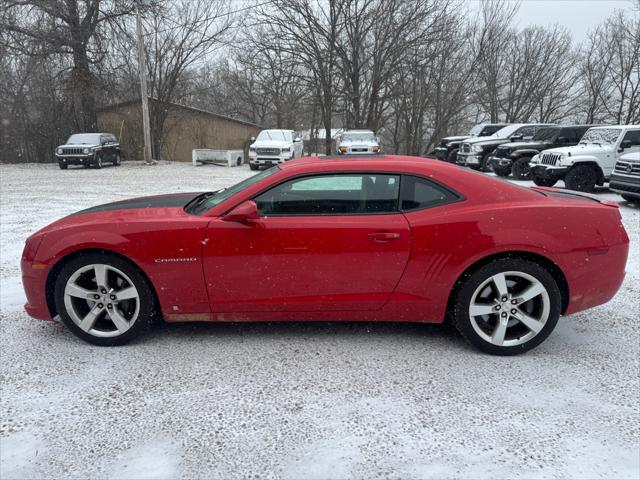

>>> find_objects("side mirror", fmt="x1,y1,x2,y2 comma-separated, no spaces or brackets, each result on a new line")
223,200,260,223
510,135,523,141
619,139,632,152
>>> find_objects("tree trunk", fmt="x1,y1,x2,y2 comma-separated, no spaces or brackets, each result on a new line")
71,46,97,132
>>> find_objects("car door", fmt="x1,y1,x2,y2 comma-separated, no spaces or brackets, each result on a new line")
100,135,113,161
202,173,411,312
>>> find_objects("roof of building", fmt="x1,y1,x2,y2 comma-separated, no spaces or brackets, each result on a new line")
97,98,262,129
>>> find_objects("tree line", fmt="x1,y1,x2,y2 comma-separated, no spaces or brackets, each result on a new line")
1,0,639,163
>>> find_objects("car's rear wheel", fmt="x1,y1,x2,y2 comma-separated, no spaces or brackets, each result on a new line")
565,165,597,192
451,258,561,355
532,176,557,187
95,154,103,169
114,153,121,166
54,253,157,346
512,157,532,180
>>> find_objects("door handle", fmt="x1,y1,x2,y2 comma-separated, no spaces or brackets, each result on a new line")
368,231,400,242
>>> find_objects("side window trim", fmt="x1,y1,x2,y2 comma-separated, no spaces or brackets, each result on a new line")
399,174,465,213
252,172,403,217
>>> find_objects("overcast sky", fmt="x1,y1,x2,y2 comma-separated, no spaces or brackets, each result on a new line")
506,0,636,41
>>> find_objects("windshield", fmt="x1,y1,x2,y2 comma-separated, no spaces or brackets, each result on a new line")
66,133,101,144
340,132,376,143
468,124,484,136
533,127,561,141
188,167,279,215
256,130,291,142
491,124,522,138
580,128,622,145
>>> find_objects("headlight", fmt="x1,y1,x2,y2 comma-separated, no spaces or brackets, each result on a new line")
249,147,256,152
471,144,483,152
56,148,63,154
530,154,540,164
446,143,454,148
83,148,90,154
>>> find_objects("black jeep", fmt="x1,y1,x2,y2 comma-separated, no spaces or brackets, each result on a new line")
55,133,121,169
488,125,594,180
433,123,508,162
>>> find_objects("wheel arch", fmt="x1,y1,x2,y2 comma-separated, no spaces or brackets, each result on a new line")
569,160,605,184
445,250,570,319
45,248,160,319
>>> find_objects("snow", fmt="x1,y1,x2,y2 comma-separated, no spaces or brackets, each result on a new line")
1,161,638,479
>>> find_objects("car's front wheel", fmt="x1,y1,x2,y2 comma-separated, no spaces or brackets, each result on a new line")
565,165,598,192
95,154,103,169
447,149,459,163
621,194,638,204
249,163,259,171
493,165,511,177
58,162,68,170
54,253,157,346
532,176,557,187
512,157,532,180
114,153,121,166
451,258,561,355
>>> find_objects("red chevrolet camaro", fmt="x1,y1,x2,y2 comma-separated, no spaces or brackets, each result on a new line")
21,156,629,354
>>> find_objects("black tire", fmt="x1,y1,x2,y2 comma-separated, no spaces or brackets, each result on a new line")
95,154,103,169
450,257,561,355
114,153,121,166
512,157,532,180
447,149,459,163
249,163,259,171
493,165,511,177
565,165,598,192
54,253,158,346
58,162,68,170
479,154,491,172
532,176,557,187
621,194,638,204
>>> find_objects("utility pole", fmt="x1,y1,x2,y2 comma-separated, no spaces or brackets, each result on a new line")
135,0,154,165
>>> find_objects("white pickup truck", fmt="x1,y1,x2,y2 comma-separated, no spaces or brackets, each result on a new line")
529,125,640,191
248,129,304,170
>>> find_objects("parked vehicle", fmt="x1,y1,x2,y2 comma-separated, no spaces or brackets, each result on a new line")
336,129,380,154
434,123,508,163
457,124,555,171
248,129,303,170
608,152,640,203
489,125,595,180
21,155,629,355
530,125,640,191
55,133,121,169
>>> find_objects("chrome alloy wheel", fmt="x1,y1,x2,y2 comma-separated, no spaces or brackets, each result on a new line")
63,264,140,338
468,271,550,347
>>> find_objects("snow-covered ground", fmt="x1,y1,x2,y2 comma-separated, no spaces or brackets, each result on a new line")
0,161,638,479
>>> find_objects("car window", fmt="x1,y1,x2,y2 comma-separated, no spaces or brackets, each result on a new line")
255,174,400,215
515,126,536,138
622,130,640,146
400,176,460,211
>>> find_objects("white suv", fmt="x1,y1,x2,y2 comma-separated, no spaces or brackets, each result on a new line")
249,129,304,170
530,125,640,191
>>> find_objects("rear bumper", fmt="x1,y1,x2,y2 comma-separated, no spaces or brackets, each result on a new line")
610,173,640,198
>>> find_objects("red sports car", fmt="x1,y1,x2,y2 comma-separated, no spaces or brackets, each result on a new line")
21,156,629,354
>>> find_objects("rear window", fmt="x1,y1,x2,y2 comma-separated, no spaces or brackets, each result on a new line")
400,176,461,211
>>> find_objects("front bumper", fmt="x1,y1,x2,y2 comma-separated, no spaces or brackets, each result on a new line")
610,172,640,198
456,152,482,166
249,155,292,167
488,156,512,170
530,164,570,180
56,155,95,166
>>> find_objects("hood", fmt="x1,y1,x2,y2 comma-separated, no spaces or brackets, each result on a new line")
497,140,550,151
57,143,99,149
464,136,510,147
35,192,203,236
442,135,470,143
251,139,292,149
541,143,611,156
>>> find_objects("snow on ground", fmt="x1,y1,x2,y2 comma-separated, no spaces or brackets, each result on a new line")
0,161,638,479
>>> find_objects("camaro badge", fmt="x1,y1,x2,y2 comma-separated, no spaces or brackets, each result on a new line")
154,257,197,263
